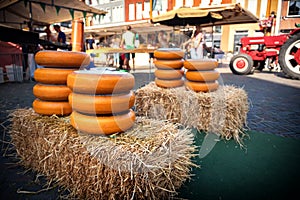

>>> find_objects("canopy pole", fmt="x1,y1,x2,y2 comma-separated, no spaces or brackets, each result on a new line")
211,25,214,58
71,20,84,52
150,0,152,20
28,1,33,31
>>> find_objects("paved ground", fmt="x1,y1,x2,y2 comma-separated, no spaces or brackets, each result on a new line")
0,65,299,199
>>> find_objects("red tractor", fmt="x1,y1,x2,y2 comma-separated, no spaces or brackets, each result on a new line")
229,28,300,79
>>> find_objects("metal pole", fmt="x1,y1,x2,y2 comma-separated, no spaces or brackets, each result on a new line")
29,1,33,31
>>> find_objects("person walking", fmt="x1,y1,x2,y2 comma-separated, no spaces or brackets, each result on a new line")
120,25,135,70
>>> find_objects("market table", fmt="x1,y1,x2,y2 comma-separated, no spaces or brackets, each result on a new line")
86,47,157,72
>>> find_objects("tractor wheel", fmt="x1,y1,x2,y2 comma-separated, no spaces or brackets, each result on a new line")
278,32,300,79
229,53,254,75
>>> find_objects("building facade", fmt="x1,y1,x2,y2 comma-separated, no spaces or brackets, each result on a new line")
85,0,299,53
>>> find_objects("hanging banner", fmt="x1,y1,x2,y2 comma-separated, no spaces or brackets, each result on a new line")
93,13,97,19
69,9,74,20
82,11,87,19
55,6,61,15
40,3,46,13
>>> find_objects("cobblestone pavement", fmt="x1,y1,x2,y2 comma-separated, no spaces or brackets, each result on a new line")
217,67,300,138
0,66,299,199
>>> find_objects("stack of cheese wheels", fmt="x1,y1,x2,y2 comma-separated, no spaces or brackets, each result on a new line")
153,48,185,88
184,59,220,92
33,51,90,116
67,70,136,135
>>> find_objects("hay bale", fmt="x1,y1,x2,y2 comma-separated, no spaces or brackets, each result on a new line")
135,82,249,145
9,108,196,199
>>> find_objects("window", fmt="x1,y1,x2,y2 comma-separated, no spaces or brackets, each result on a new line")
129,4,135,20
136,2,143,20
112,6,123,22
143,2,150,18
200,0,210,7
211,0,222,5
185,0,193,7
102,7,111,23
259,0,268,18
174,0,183,8
235,0,245,8
161,0,168,12
288,0,300,16
247,0,257,16
92,14,100,25
233,30,248,53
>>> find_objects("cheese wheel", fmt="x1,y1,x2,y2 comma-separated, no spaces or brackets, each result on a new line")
154,60,183,69
184,59,218,70
67,70,135,95
154,69,184,80
70,109,136,135
185,70,220,82
35,50,90,67
155,78,184,88
185,81,219,92
154,48,185,60
33,84,72,101
69,91,135,115
34,68,76,84
32,99,72,116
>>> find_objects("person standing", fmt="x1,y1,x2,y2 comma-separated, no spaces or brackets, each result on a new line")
110,36,121,68
158,30,169,48
148,33,158,63
86,34,95,50
53,25,66,44
192,25,204,59
120,25,135,70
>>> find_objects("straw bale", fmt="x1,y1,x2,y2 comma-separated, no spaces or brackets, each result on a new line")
135,82,249,145
9,108,197,200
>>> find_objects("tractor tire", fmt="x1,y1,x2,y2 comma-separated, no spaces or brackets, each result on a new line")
229,53,254,75
278,32,300,79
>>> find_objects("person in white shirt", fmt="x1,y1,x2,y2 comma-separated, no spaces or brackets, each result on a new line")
191,25,204,59
110,36,121,68
120,25,135,70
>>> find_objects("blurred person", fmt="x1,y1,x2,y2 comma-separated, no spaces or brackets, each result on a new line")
158,30,169,48
44,25,51,41
53,25,66,44
191,25,204,59
86,34,95,50
110,36,121,68
148,33,158,63
120,25,135,70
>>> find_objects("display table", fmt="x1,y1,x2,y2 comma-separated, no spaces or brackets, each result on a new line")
86,47,157,71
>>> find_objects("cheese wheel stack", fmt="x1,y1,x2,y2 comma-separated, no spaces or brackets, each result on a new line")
153,48,184,88
184,59,220,92
67,70,136,135
32,51,90,116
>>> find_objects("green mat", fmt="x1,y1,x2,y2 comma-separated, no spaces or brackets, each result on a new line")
179,131,300,200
